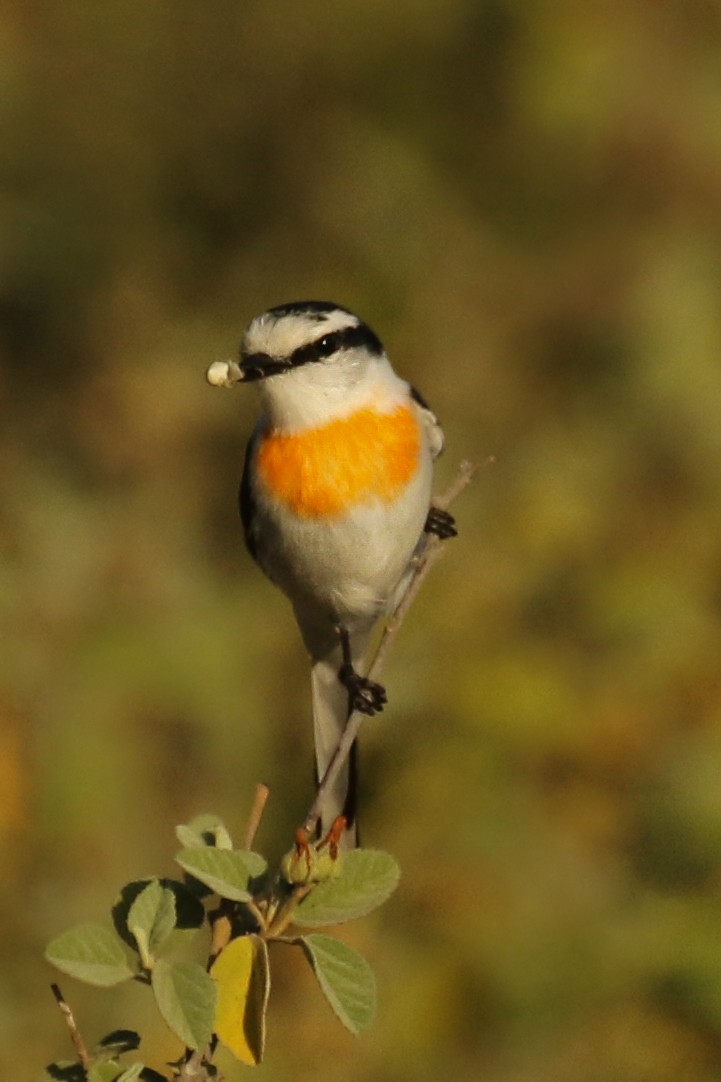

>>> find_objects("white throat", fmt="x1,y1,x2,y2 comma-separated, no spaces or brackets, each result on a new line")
256,355,409,432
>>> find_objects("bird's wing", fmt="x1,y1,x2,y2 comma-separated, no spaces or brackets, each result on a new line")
410,385,445,459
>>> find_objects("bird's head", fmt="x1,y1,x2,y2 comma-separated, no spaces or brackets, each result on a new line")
207,301,395,429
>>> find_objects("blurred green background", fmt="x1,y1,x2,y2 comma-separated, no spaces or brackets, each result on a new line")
3,1,721,1078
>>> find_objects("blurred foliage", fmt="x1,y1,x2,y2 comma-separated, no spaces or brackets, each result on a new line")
3,1,721,1079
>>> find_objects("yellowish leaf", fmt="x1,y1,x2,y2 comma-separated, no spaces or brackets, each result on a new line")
211,934,269,1065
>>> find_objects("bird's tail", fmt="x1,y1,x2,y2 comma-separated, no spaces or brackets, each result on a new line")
310,652,356,846
303,621,373,849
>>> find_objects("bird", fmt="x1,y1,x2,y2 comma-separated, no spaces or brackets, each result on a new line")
207,300,456,846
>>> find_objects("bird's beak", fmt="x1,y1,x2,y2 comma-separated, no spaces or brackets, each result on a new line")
237,352,291,381
206,354,290,388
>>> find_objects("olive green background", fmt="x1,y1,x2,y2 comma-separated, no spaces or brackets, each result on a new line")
3,3,721,1079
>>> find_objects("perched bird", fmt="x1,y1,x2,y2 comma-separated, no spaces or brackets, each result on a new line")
207,301,455,845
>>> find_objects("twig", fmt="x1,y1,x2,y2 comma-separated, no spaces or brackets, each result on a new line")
51,983,90,1070
303,459,482,833
244,782,270,850
266,883,315,939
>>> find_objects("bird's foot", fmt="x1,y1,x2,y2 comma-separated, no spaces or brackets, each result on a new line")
425,506,458,539
339,663,387,716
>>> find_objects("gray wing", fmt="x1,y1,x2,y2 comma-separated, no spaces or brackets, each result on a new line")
410,385,445,459
239,430,260,563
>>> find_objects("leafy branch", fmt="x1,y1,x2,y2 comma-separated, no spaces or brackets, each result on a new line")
42,462,478,1080
44,812,398,1080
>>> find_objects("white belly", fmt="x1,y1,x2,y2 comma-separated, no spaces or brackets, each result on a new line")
254,446,433,622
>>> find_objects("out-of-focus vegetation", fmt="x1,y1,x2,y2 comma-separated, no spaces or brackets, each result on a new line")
3,2,721,1078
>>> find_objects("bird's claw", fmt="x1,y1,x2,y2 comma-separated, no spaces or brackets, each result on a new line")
425,506,457,539
339,664,387,716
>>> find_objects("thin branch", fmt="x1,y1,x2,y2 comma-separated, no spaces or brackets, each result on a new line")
51,984,90,1070
266,883,315,939
244,782,270,850
303,458,482,833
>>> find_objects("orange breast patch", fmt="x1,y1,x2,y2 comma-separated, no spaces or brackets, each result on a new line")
256,404,421,518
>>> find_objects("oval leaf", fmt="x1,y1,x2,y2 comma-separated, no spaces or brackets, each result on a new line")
45,924,134,987
176,814,233,850
127,879,176,967
294,849,400,927
299,933,376,1033
175,847,266,902
115,1065,145,1082
151,960,216,1050
113,879,204,950
87,1064,124,1082
212,935,270,1065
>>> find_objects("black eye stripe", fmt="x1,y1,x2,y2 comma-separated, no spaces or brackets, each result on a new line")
239,352,286,379
290,323,384,368
239,320,384,377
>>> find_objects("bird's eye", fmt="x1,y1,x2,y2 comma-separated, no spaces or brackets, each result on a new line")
314,334,337,359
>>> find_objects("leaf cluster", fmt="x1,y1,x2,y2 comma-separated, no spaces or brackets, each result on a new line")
43,813,399,1078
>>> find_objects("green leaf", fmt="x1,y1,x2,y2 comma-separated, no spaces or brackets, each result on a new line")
115,1065,145,1082
175,847,267,902
155,924,203,957
299,933,376,1033
45,924,135,987
87,1064,123,1082
293,849,400,927
175,813,233,850
113,879,204,950
127,879,176,967
151,959,216,1050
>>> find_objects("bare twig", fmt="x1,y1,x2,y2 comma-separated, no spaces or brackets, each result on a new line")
244,782,270,850
51,984,90,1070
303,459,482,833
266,883,315,939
